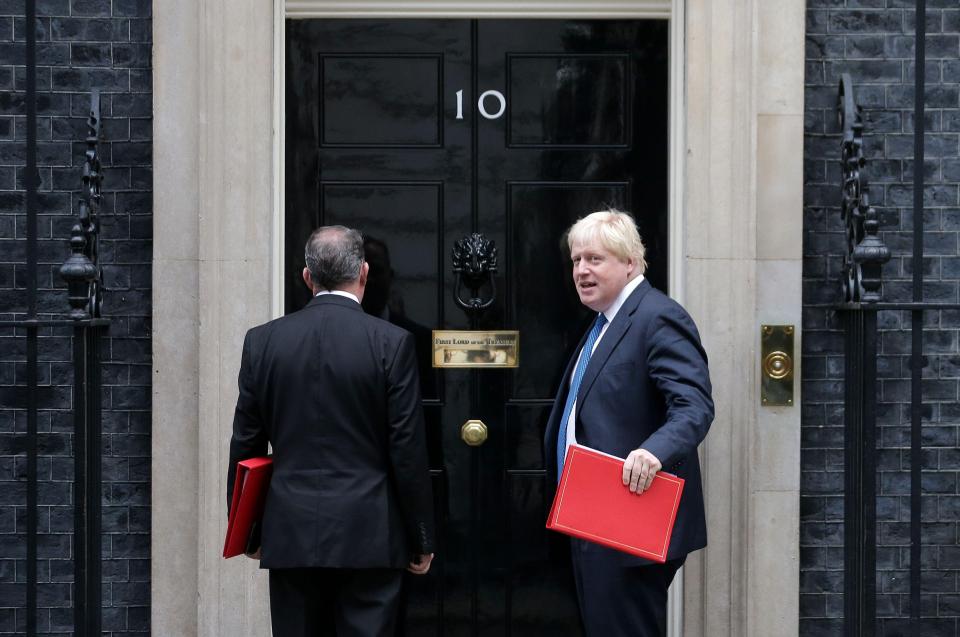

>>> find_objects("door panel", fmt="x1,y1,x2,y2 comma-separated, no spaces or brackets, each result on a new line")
320,55,443,147
507,54,630,147
286,18,668,635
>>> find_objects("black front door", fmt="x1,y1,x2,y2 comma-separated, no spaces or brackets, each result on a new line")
285,19,668,635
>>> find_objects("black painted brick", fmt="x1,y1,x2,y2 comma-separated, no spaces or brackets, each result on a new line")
0,0,151,634
804,3,960,634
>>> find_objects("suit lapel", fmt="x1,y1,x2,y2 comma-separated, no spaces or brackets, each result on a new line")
575,279,653,416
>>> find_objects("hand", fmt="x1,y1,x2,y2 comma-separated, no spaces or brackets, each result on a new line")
622,448,662,494
245,548,262,560
407,553,434,575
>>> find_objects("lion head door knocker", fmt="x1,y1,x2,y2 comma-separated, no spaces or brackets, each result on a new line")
452,233,497,315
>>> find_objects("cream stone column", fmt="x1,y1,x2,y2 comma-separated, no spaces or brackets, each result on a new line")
153,0,275,635
152,0,200,634
748,1,805,635
681,0,804,635
194,0,276,635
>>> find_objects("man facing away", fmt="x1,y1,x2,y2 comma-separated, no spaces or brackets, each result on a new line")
544,210,714,636
228,225,435,637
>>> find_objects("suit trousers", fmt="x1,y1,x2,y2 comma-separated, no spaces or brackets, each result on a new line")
570,539,684,637
268,567,403,637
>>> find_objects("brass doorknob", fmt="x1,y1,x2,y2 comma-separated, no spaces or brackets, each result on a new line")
460,419,488,447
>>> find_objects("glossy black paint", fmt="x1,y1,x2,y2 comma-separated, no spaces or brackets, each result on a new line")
286,19,668,634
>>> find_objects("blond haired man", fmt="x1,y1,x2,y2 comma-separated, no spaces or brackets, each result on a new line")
544,210,714,636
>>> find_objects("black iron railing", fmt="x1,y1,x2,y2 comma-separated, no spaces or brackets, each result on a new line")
838,1,943,634
836,71,889,636
1,2,109,632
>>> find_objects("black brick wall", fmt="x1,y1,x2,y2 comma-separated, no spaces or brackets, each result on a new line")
805,2,960,635
0,1,151,635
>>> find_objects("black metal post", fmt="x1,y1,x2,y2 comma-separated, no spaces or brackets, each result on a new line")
909,0,926,627
72,327,88,634
25,331,37,637
72,325,103,636
24,0,39,634
844,309,878,637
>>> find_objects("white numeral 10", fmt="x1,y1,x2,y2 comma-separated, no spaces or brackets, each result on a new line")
456,89,506,120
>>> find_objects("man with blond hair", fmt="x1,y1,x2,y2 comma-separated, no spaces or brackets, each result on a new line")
544,209,714,636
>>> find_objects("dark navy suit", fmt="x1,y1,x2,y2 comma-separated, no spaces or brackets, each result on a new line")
544,279,714,635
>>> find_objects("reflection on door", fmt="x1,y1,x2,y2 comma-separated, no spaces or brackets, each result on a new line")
286,19,668,635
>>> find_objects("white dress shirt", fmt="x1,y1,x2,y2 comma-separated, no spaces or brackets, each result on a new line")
315,290,360,304
564,274,645,453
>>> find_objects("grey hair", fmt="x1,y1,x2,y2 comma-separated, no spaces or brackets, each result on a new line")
304,225,365,291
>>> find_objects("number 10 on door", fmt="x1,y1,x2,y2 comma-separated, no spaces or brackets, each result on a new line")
455,90,506,120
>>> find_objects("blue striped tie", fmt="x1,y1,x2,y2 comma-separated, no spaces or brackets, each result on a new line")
557,313,608,476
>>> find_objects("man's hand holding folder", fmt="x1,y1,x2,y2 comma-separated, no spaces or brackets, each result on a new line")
622,447,663,494
547,444,684,563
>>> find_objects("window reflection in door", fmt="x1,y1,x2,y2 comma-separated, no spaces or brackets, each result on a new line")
362,236,438,401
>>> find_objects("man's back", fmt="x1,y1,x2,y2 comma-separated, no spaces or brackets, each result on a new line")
229,294,434,569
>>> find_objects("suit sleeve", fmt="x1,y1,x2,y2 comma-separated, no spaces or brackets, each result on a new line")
640,308,715,469
385,332,436,555
227,330,269,512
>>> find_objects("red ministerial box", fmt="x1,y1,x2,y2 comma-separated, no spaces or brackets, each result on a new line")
547,444,684,563
223,457,273,559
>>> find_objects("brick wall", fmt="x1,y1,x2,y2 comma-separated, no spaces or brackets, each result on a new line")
804,2,960,635
0,1,151,634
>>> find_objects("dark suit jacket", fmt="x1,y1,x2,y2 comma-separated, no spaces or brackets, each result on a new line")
544,279,714,563
227,294,435,570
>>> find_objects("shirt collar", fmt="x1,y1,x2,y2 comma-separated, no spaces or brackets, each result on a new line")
601,274,645,324
315,290,361,305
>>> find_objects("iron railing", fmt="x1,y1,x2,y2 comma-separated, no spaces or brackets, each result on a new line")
837,71,889,636
838,1,949,634
1,1,109,632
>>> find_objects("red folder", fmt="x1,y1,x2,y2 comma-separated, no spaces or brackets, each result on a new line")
547,444,684,563
223,457,273,558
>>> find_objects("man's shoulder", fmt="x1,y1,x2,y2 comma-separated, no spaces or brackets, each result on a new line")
372,313,417,344
634,283,688,318
243,318,274,341
241,307,321,347
246,311,298,336
631,284,701,335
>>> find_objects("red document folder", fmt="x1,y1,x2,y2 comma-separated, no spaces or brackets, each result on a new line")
547,444,684,563
223,457,273,558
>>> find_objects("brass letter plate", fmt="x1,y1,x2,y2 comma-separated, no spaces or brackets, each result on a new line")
432,330,519,368
761,325,794,406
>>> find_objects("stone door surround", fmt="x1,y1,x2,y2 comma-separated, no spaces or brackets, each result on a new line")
152,1,805,635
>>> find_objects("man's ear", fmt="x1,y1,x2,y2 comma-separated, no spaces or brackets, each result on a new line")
359,261,370,287
355,262,371,303
302,267,313,292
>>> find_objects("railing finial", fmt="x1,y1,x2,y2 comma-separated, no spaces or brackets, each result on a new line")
838,73,890,304
59,90,104,319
